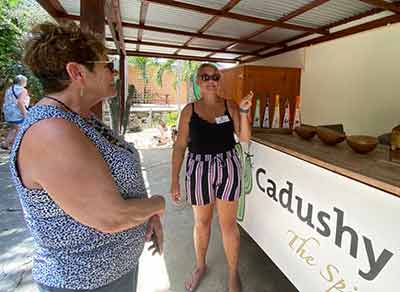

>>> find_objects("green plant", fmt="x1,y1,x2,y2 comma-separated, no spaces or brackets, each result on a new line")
0,0,49,108
165,111,178,127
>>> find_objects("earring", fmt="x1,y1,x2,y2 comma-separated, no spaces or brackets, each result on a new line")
79,87,84,97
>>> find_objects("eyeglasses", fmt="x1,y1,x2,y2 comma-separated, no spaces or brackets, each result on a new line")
199,73,221,82
85,61,115,72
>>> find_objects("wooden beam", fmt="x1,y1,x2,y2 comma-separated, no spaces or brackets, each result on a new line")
119,54,126,131
208,0,330,58
145,0,329,34
104,0,126,55
112,22,275,46
359,0,400,14
137,1,149,51
174,0,242,55
81,0,105,118
61,14,275,46
112,0,126,55
36,0,67,20
109,49,237,63
241,14,400,63
107,38,258,55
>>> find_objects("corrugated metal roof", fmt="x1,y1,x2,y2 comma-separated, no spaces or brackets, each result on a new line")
174,0,230,10
178,49,212,57
211,53,241,59
58,0,80,16
227,43,265,52
125,43,137,51
120,0,140,24
206,17,265,39
105,41,116,50
288,0,376,28
251,27,303,43
139,45,177,55
189,38,232,49
145,3,211,32
41,0,400,63
142,31,190,45
123,28,138,40
231,0,312,21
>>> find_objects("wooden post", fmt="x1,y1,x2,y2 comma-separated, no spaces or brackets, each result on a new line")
119,54,126,132
80,0,105,119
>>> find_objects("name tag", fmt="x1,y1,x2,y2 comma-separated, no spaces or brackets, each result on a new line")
215,115,230,124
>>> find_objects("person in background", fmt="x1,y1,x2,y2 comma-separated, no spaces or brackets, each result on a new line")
170,63,253,292
1,74,30,150
9,21,165,292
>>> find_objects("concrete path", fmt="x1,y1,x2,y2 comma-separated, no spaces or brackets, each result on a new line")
0,143,297,292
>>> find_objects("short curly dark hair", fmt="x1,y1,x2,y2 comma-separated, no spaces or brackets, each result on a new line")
23,21,107,94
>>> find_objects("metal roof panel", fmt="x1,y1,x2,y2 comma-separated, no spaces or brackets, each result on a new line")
189,38,232,49
139,45,177,54
120,0,140,24
288,0,376,28
173,0,230,10
58,0,80,15
178,49,212,57
231,0,313,21
251,27,304,43
142,31,191,45
146,3,211,32
206,17,265,39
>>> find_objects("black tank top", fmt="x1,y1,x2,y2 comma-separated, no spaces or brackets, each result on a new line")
188,100,236,154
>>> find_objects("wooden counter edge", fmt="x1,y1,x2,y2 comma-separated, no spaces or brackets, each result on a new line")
251,136,400,198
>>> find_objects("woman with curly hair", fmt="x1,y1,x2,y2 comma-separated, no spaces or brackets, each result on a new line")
9,22,165,292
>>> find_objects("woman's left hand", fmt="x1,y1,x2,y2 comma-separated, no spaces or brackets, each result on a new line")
145,215,164,255
239,91,254,111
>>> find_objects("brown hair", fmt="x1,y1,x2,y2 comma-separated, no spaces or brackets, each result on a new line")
196,63,219,78
23,21,107,94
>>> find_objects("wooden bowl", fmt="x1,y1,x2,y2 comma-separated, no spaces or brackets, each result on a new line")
316,126,346,145
346,135,378,154
294,125,317,140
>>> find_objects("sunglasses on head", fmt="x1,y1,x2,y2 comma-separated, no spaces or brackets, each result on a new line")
199,73,221,82
85,60,115,72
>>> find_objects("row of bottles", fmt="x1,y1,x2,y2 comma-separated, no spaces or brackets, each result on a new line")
252,95,301,129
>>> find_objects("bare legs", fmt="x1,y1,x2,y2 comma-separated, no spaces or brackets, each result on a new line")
185,204,213,291
186,199,240,292
1,124,19,149
216,199,241,292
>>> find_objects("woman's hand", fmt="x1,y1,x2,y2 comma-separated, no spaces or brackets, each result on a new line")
170,181,181,203
239,91,254,111
145,215,164,255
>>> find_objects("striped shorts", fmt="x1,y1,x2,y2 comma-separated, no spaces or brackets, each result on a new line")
185,149,241,206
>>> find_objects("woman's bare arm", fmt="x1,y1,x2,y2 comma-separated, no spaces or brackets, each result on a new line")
17,89,28,116
170,104,191,201
18,118,165,233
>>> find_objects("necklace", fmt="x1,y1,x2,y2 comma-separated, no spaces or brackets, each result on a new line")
43,96,77,114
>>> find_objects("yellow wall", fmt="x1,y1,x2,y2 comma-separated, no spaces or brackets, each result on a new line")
250,22,400,136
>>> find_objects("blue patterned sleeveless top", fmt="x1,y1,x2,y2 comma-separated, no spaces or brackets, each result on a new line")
8,104,147,290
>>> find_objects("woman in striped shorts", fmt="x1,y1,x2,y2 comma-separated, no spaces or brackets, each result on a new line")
171,63,253,292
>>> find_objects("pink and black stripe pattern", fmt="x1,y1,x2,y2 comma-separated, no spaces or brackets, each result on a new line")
185,149,241,206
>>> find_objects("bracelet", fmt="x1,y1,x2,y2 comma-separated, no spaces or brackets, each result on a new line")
239,108,249,113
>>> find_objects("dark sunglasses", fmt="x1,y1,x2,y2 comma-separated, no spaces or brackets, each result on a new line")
199,73,221,82
85,61,115,72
